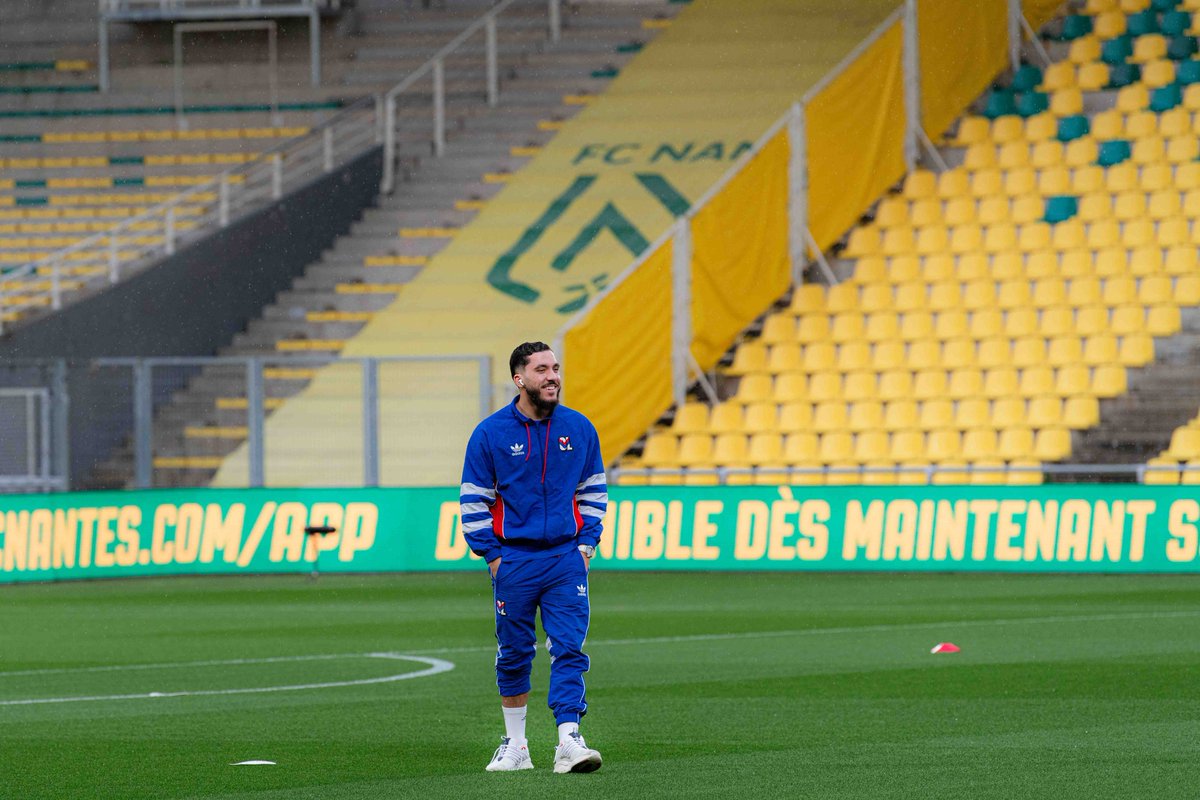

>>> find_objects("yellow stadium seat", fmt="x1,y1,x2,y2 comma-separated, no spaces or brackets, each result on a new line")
1069,37,1102,65
767,342,804,373
937,313,971,344
744,402,780,433
1059,250,1093,278
947,226,982,256
1160,221,1191,250
964,143,997,171
843,370,878,401
864,311,901,342
919,398,955,431
1023,366,1058,397
1005,168,1039,197
884,399,919,431
1184,83,1200,111
818,431,854,463
846,227,881,257
937,168,970,199
853,257,888,285
889,255,923,283
1011,195,1044,226
889,430,925,462
988,370,1023,400
1090,109,1124,140
672,402,710,434
854,431,891,465
1168,136,1199,164
956,253,990,281
916,226,951,257
1077,306,1111,337
1044,61,1078,91
1114,192,1148,222
977,337,1012,369
1147,304,1182,335
1068,277,1103,306
1159,107,1191,139
784,431,819,463
1094,8,1127,35
774,374,808,404
1050,219,1086,252
1139,274,1174,305
927,429,962,462
1055,364,1091,397
1018,222,1052,253
1120,0,1149,11
1119,333,1155,366
1183,461,1200,486
976,198,1009,227
826,282,859,313
713,434,751,467
955,397,990,429
900,309,935,339
988,396,1023,429
882,228,918,257
1125,220,1158,250
1027,396,1062,428
1063,395,1099,428
790,283,827,314
1027,115,1058,145
734,376,772,407
1111,305,1146,336
903,170,937,200
1071,166,1106,194
971,169,1004,199
1006,461,1044,485
1176,163,1200,190
1106,162,1139,193
710,402,745,433
859,284,893,313
809,372,843,402
728,341,769,374
1184,189,1200,218
1093,248,1127,278
1032,278,1068,308
970,308,1005,339
1038,165,1073,195
875,197,909,228
878,368,914,401
1083,334,1120,366
778,401,813,431
995,279,1032,311
761,313,797,344
948,368,984,400
1144,59,1177,89
1040,306,1075,337
1133,137,1166,166
953,116,991,146
812,399,848,432
942,198,976,228
803,341,837,371
642,432,681,467
997,141,1030,170
1013,336,1049,369
997,428,1035,461
1133,35,1168,63
983,223,1019,253
848,400,885,433
872,340,905,371
1034,428,1072,461
1077,192,1112,223
1168,428,1200,459
992,116,1025,144
1140,163,1174,193
907,339,942,369
796,314,831,344
960,280,996,311
1117,84,1151,113
1004,307,1039,338
1051,88,1084,117
1176,274,1200,304
1047,335,1085,367
1103,276,1138,305
913,369,949,402
830,312,866,344
748,432,785,466
1144,456,1181,485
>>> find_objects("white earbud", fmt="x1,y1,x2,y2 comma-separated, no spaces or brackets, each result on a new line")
518,379,524,387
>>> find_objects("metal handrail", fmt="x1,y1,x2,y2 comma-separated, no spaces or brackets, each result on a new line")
6,0,562,335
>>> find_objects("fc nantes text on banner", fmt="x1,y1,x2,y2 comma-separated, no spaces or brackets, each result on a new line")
5,486,1200,583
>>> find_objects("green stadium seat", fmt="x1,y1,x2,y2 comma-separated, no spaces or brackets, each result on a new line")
1011,64,1044,91
1161,10,1192,36
1016,91,1049,117
1097,139,1133,166
1043,195,1079,223
1102,35,1135,64
984,90,1018,118
1150,82,1184,111
1107,62,1142,87
1153,0,1181,11
1060,14,1095,40
1057,114,1090,142
1177,59,1200,83
1127,12,1159,38
1168,35,1199,59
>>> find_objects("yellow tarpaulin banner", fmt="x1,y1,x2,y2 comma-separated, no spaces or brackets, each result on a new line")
690,130,791,372
563,240,674,462
806,17,907,252
1023,0,1063,30
919,0,1009,141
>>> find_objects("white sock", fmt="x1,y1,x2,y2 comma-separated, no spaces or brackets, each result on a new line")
502,705,527,745
557,721,579,744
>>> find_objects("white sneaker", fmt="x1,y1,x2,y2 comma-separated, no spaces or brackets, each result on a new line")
553,731,602,774
485,737,534,771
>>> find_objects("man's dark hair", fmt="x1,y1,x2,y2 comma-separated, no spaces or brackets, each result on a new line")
510,341,552,376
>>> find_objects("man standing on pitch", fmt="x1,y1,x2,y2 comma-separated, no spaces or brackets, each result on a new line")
460,341,607,774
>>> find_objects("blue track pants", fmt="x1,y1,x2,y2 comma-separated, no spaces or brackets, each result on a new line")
491,546,590,725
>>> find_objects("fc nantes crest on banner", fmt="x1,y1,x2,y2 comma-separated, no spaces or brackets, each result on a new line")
214,0,900,487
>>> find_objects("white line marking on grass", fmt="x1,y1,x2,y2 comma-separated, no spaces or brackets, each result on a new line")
405,609,1200,655
0,653,454,707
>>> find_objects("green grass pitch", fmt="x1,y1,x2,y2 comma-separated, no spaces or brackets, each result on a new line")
2,571,1198,799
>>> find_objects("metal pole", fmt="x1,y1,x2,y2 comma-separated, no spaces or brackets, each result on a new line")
786,102,806,286
165,207,176,255
272,153,283,199
51,359,69,490
50,257,62,310
362,358,379,487
133,361,152,489
268,21,281,126
309,8,321,87
903,0,920,171
323,125,334,172
219,173,230,226
25,393,36,479
486,16,498,107
174,25,186,130
549,0,561,43
382,94,397,193
1008,0,1022,71
108,229,120,282
39,387,51,484
246,357,265,487
670,217,691,409
433,58,445,157
99,19,110,92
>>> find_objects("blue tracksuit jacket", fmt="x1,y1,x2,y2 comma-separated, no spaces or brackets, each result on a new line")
460,397,607,563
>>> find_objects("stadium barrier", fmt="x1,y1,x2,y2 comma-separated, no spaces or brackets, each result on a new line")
2,483,1199,583
555,0,1062,471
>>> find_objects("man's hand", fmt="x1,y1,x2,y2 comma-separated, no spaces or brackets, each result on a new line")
578,545,593,572
488,557,501,577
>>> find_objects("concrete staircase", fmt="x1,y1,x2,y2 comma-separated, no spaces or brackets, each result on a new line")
83,0,685,489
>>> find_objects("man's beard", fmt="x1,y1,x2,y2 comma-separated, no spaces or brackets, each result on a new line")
526,383,559,414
